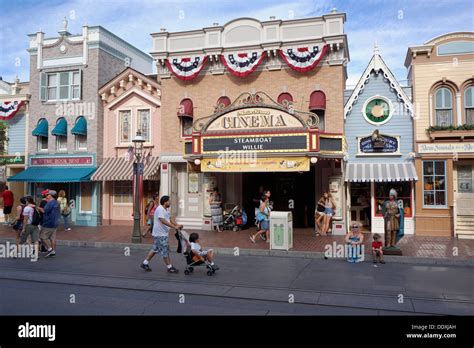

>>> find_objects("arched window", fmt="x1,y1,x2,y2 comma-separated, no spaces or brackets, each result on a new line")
309,91,326,130
32,118,48,152
52,117,68,151
464,86,474,125
217,96,231,108
177,99,193,137
177,98,193,117
72,116,87,151
277,92,293,105
435,87,453,126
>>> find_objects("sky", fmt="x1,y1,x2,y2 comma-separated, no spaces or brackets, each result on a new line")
0,0,473,87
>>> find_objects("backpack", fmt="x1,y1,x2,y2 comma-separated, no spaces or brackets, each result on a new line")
31,207,41,226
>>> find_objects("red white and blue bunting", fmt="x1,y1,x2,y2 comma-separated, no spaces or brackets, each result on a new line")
279,44,328,72
0,100,25,120
220,50,266,77
166,55,209,81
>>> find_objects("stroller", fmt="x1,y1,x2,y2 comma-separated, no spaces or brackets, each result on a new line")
175,229,217,276
222,203,246,231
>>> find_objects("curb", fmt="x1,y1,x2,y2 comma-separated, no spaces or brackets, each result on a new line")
1,237,473,266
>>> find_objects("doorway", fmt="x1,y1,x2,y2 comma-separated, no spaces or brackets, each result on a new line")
456,162,474,217
349,182,371,230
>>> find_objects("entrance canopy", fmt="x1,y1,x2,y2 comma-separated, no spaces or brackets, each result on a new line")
91,157,160,181
8,166,97,182
345,163,418,182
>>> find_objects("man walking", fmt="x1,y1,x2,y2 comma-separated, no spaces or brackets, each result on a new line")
141,195,183,273
40,190,60,258
2,185,14,225
21,197,40,260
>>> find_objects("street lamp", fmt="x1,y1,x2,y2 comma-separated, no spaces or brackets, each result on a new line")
132,130,145,243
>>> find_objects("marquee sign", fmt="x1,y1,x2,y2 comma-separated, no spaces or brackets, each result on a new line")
358,134,399,154
205,107,305,132
201,156,309,172
202,133,309,153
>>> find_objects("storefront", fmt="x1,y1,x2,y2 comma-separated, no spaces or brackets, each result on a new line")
179,91,345,230
8,154,100,226
344,47,416,234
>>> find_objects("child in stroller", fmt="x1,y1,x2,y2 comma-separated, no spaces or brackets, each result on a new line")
175,230,219,276
223,204,246,231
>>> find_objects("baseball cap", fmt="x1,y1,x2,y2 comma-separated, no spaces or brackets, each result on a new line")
48,190,57,196
41,189,49,196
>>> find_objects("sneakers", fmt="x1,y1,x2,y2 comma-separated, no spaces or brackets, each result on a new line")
249,235,256,243
65,228,72,231
380,260,386,264
259,234,266,241
167,266,179,274
45,250,56,258
141,263,152,272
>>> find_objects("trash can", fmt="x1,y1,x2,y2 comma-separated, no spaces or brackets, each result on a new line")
270,211,293,250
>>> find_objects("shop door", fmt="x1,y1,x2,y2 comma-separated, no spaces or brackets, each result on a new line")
349,182,371,229
456,162,474,216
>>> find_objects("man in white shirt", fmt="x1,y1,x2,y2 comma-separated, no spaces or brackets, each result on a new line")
141,195,183,273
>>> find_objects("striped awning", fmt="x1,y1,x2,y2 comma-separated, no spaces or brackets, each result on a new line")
91,157,160,181
345,162,418,182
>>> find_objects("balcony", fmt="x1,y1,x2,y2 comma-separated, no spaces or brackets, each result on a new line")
427,125,474,141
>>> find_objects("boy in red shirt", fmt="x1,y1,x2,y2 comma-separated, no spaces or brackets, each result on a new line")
372,233,385,264
2,186,14,225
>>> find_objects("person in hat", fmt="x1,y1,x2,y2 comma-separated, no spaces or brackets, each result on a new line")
40,190,60,258
382,188,404,249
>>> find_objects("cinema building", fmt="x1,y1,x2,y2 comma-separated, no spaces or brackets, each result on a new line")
150,13,349,231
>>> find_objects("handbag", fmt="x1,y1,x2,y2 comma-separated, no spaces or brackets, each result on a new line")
12,220,23,231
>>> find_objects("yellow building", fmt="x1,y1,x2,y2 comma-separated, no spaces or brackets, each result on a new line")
405,32,474,238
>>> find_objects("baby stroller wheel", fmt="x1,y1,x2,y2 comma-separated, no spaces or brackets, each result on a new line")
232,226,239,232
207,270,213,276
189,267,194,273
184,269,190,275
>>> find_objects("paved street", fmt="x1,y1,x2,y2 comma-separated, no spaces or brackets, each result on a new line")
0,245,472,315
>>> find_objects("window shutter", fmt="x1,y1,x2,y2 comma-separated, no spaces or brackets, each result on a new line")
79,69,82,100
40,72,47,101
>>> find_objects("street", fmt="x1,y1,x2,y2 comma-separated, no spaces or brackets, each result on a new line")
0,246,472,315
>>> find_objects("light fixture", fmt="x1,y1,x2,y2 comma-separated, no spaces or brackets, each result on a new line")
194,159,201,165
310,157,318,164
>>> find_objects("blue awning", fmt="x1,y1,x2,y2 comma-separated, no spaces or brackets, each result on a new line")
52,118,67,136
7,166,97,183
71,117,87,136
32,119,48,137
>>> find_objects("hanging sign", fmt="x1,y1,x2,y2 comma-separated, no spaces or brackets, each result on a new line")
359,134,399,153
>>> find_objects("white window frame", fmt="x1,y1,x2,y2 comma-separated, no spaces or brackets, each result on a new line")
464,86,474,125
37,136,48,152
45,70,81,102
56,135,68,152
118,109,133,145
434,87,453,127
79,182,93,214
181,117,193,138
75,134,87,151
113,181,133,205
137,108,151,143
422,160,448,209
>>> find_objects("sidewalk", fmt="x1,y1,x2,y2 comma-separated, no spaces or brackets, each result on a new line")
1,224,473,262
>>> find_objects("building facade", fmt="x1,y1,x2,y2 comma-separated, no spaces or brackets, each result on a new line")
92,68,161,225
405,32,474,238
8,19,153,226
151,13,349,232
0,77,30,221
344,47,416,235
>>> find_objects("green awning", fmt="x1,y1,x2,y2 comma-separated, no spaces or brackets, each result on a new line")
8,166,97,183
71,117,87,136
32,119,48,137
52,118,67,136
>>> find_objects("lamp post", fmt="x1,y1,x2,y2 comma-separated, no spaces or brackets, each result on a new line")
132,130,145,244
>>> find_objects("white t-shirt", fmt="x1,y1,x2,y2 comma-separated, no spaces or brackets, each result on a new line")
152,205,171,237
190,242,201,252
23,205,34,225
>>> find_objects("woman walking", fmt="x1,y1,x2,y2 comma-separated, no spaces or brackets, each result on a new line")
209,187,223,233
11,196,27,257
250,195,271,243
321,192,336,235
57,190,71,231
142,192,159,238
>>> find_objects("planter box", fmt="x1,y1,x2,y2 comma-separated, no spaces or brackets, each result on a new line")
428,130,474,140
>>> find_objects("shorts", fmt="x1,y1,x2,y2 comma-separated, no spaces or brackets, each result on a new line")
147,218,153,226
196,249,213,257
3,206,12,215
315,210,325,216
151,236,170,258
40,227,57,241
324,208,334,217
21,224,40,243
260,220,269,230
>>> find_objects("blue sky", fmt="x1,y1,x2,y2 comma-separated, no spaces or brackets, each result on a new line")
0,0,473,86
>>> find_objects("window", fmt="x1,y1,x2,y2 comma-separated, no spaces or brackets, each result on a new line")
435,87,453,126
310,91,326,131
56,136,67,151
423,160,447,207
37,136,48,151
75,134,87,151
464,86,474,125
119,110,131,143
44,71,81,101
375,182,412,217
80,182,93,212
181,117,193,137
113,181,132,204
138,109,150,142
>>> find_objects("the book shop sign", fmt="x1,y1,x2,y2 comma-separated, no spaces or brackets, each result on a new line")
202,133,309,153
30,156,94,166
418,143,474,154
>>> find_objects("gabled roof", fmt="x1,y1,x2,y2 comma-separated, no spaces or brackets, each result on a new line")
344,46,413,119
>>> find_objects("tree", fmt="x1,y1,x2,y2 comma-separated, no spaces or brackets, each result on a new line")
0,120,8,155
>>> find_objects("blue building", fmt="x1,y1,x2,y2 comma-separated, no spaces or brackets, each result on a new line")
343,46,417,235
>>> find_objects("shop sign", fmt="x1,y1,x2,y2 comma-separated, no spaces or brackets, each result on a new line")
206,107,305,131
418,143,474,154
201,156,309,172
359,134,399,153
202,133,308,153
0,155,25,165
30,156,94,166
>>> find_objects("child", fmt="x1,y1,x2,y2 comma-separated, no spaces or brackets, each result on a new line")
189,232,219,271
372,233,386,264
